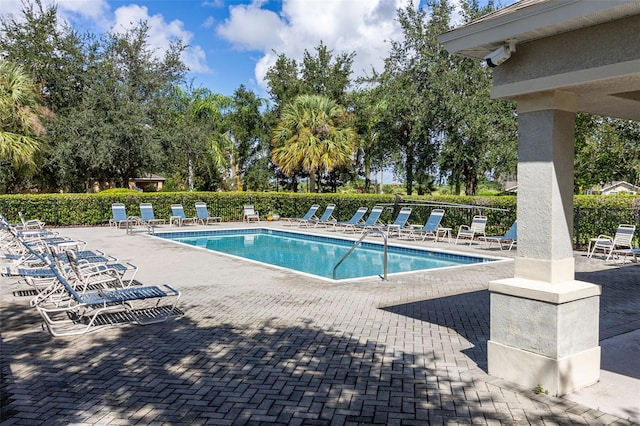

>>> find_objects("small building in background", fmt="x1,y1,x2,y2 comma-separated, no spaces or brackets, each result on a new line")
129,174,166,192
593,180,639,195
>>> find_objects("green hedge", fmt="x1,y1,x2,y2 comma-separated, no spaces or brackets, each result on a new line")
1,192,638,247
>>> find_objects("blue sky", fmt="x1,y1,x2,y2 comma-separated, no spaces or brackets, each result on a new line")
0,0,512,100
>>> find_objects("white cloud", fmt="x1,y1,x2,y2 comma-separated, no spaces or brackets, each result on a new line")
216,3,284,51
0,1,210,75
217,0,411,91
57,0,110,23
110,4,210,73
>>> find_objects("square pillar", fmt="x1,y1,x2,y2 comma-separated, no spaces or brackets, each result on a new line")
488,91,601,396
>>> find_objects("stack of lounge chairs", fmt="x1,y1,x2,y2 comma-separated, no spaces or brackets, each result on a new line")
1,214,181,337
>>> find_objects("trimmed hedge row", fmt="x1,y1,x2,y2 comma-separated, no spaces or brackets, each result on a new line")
1,192,638,247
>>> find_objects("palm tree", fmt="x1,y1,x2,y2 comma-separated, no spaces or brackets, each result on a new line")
171,87,231,191
0,60,44,167
272,94,356,192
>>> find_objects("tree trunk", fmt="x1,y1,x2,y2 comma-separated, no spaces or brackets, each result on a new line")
464,163,477,195
187,155,194,191
309,172,317,193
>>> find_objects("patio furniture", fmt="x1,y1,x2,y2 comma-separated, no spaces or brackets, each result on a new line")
377,207,412,237
283,204,320,225
170,204,197,226
331,207,368,231
455,215,487,245
110,203,139,228
243,205,260,222
195,202,222,225
482,220,517,250
139,203,166,226
402,209,445,241
588,223,636,260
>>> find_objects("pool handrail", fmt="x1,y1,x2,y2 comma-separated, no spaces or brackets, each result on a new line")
333,229,387,281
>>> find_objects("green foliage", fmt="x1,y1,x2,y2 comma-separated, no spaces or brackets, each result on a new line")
0,60,43,178
532,384,549,395
0,0,635,200
2,193,636,249
272,95,356,193
265,41,355,111
99,188,139,194
575,117,640,191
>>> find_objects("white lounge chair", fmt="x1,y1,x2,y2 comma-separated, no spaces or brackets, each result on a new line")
110,203,138,228
243,205,260,222
588,223,636,260
346,206,384,233
455,215,487,245
19,212,45,230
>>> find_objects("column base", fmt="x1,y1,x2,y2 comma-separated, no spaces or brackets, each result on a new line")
488,341,600,396
488,277,601,396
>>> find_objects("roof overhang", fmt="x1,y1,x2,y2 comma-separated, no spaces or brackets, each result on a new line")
438,0,640,121
438,0,640,59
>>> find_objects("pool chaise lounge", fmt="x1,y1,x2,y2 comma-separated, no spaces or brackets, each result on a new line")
375,207,412,237
331,207,368,231
170,204,197,226
19,212,45,230
455,215,487,245
284,204,320,225
110,203,139,228
301,204,336,228
0,219,175,336
31,251,180,337
139,203,166,226
588,223,636,260
243,205,260,222
345,206,384,233
610,247,640,263
195,202,222,225
481,220,517,251
401,209,445,241
35,264,181,337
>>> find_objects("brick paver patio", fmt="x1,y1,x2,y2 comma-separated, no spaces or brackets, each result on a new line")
1,223,638,425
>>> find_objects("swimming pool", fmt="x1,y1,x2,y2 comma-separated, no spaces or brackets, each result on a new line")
154,228,501,281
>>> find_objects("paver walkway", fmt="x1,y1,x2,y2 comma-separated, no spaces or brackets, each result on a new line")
1,223,638,425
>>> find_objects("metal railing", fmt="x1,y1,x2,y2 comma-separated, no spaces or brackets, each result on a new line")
333,229,388,280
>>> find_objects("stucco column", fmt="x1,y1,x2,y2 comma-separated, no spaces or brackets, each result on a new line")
515,91,577,282
487,91,601,396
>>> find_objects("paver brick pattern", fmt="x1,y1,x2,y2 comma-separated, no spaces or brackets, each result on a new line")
1,224,638,425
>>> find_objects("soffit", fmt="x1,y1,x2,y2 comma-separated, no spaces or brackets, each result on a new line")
438,0,640,59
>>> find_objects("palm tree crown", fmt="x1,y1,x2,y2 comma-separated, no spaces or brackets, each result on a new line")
272,94,356,192
0,60,44,166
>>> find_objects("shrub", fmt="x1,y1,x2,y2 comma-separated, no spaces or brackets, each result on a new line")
1,192,637,247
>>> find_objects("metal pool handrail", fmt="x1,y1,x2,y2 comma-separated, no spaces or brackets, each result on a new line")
333,229,388,280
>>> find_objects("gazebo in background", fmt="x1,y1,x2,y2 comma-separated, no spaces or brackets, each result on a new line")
129,174,166,192
439,0,640,395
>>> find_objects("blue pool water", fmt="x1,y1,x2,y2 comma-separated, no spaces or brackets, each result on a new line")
155,228,497,280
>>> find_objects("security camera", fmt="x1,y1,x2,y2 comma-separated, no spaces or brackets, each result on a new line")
484,45,511,68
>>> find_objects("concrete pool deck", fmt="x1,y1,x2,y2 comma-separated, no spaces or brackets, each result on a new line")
1,221,639,424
